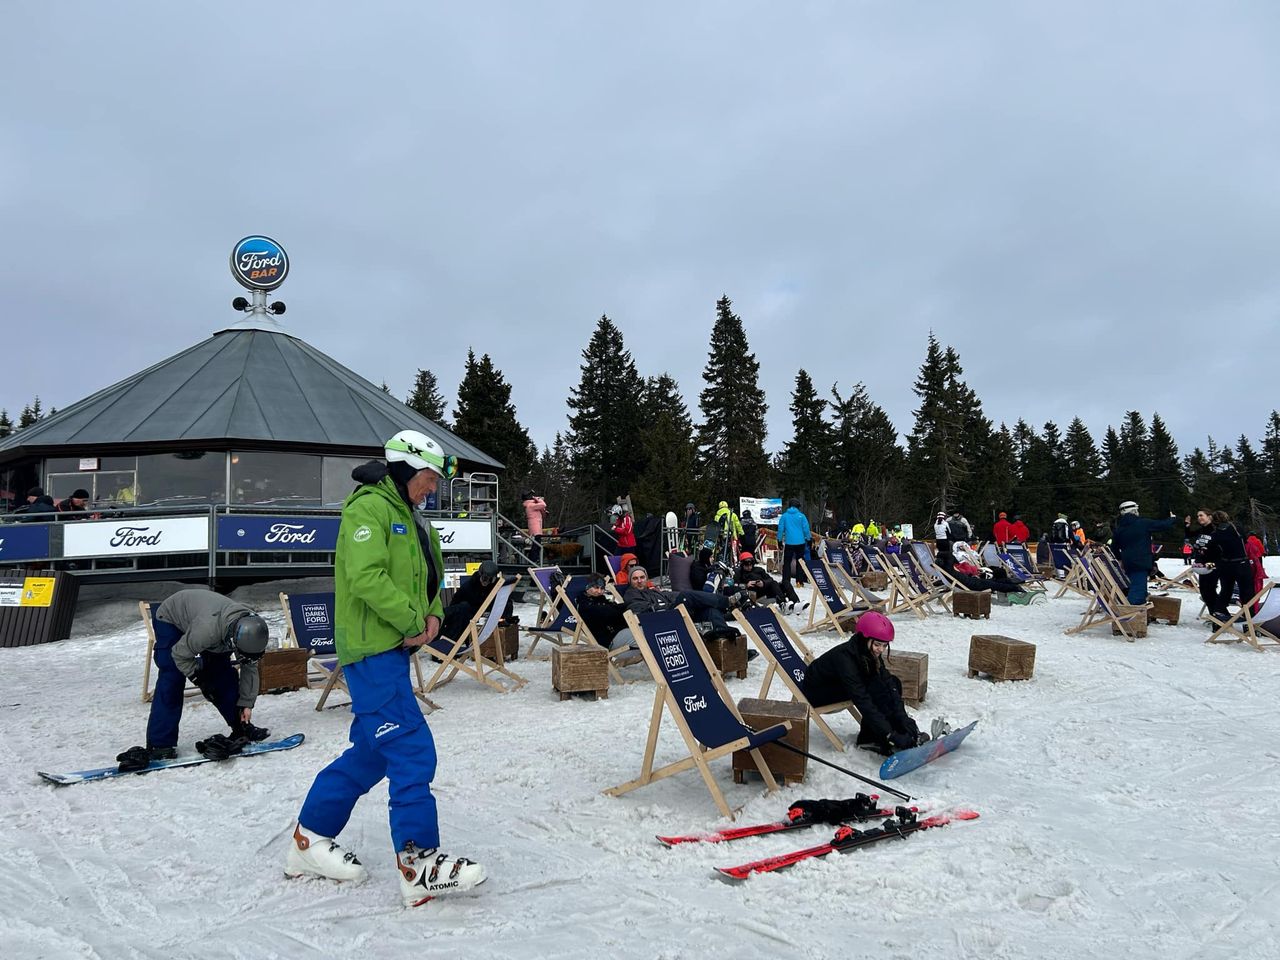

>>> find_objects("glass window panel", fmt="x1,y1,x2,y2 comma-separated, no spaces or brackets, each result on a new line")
134,452,224,506
322,456,369,506
231,452,322,505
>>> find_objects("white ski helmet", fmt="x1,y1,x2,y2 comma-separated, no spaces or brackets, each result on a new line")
1118,500,1139,515
385,430,457,478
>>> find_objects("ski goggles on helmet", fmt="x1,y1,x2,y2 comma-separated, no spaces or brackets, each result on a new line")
388,436,459,479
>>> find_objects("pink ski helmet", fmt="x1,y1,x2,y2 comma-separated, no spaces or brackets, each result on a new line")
855,611,894,644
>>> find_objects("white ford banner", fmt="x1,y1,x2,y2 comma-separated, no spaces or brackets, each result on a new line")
429,518,494,552
62,516,210,558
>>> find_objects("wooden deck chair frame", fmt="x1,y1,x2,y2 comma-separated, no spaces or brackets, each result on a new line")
418,577,529,694
798,557,864,637
876,551,936,619
981,544,1048,595
139,601,203,705
552,582,641,685
524,568,584,658
523,565,566,654
732,607,861,752
1064,553,1148,641
903,544,959,613
1205,579,1280,652
1153,562,1200,592
278,591,353,711
604,607,787,820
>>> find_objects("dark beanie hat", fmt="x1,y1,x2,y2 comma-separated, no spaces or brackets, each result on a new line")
71,488,90,499
27,486,43,498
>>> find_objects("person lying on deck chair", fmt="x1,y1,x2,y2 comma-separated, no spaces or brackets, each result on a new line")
951,542,1026,594
622,565,745,640
800,611,936,756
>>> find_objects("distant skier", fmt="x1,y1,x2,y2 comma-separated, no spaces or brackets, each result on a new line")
116,589,271,772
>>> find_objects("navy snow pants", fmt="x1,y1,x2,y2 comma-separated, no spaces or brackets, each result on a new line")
146,620,240,748
297,648,439,851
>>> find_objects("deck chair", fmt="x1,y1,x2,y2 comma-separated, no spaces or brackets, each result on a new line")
525,570,587,657
279,591,350,711
1003,543,1049,591
139,601,203,704
604,554,626,582
1049,544,1091,599
604,607,789,819
980,545,1047,594
905,542,973,612
1205,580,1280,652
798,557,867,636
418,576,528,694
1153,561,1200,592
525,566,565,631
1064,552,1148,641
733,606,862,751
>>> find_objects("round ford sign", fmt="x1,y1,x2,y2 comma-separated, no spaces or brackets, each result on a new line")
230,235,289,291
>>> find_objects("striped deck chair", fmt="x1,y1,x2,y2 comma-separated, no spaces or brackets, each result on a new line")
905,542,975,612
419,576,528,693
604,607,789,819
279,591,350,711
798,557,868,636
733,606,862,751
1206,580,1280,652
1064,552,1148,641
829,544,893,616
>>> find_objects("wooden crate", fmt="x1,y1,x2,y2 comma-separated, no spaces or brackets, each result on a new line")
1148,595,1181,626
480,622,520,663
861,571,889,592
1111,610,1148,638
732,698,808,786
887,650,928,707
706,633,748,680
967,634,1036,682
551,645,609,700
952,590,992,620
258,647,312,693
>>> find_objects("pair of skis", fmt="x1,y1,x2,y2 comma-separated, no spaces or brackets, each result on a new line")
657,794,979,880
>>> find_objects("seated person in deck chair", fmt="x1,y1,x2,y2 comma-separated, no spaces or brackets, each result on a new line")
800,611,926,756
577,572,631,648
440,560,514,639
951,542,1025,595
118,589,271,772
735,551,786,606
623,565,744,640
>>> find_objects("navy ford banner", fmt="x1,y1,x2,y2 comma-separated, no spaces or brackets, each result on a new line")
217,516,341,551
0,524,53,563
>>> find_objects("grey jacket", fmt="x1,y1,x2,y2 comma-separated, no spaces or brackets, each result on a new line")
156,589,260,708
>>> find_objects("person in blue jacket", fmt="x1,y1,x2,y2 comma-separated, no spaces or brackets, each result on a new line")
776,499,811,613
1111,500,1176,604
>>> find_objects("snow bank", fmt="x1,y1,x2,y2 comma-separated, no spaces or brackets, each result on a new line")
1,580,1278,960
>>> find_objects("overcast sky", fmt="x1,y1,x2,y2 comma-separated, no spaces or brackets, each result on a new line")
3,2,1278,459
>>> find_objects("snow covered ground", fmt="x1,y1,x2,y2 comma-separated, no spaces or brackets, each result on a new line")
3,569,1279,960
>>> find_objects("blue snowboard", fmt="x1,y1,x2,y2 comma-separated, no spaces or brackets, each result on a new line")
879,721,977,780
37,733,305,785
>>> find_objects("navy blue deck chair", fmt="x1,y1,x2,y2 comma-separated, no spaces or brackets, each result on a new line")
525,569,590,656
798,556,868,637
279,591,353,711
420,576,528,694
734,606,861,751
605,607,788,819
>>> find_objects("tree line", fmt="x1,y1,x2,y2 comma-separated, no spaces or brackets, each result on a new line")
7,299,1278,546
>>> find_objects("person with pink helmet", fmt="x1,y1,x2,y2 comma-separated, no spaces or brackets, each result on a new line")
799,612,928,756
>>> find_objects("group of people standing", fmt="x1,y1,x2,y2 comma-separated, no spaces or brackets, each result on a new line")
1184,509,1263,620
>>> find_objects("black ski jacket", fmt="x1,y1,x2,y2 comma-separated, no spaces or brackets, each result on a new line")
800,641,916,745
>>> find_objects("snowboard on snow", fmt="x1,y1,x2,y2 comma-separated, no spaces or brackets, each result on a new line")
878,721,977,780
37,733,305,785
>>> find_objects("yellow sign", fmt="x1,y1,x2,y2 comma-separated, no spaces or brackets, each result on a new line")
464,562,482,576
20,577,56,607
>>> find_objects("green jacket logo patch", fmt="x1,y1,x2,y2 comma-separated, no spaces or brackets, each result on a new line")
353,525,372,543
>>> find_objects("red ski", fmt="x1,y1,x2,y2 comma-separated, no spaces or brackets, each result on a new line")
657,795,907,847
714,807,979,880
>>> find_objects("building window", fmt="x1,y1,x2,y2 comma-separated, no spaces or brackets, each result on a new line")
135,452,226,506
231,452,322,505
322,456,369,506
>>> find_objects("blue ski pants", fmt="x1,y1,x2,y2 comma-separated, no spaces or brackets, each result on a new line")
147,621,240,748
1123,566,1149,605
298,648,439,851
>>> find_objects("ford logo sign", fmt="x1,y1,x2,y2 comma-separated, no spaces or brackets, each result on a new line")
230,235,289,291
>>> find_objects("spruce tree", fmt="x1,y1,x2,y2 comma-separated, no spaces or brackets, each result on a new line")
830,383,904,525
1145,413,1183,517
778,369,833,516
632,374,701,517
18,398,41,429
0,409,11,438
565,315,647,510
695,296,770,499
1061,417,1107,528
1185,441,1234,516
1234,436,1264,526
406,369,449,425
521,433,594,529
452,350,536,510
904,335,983,520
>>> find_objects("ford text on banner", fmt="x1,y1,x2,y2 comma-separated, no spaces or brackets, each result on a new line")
217,516,341,551
430,518,493,552
62,517,210,558
0,524,53,563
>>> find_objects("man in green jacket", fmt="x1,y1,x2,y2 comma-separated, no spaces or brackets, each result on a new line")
286,430,486,906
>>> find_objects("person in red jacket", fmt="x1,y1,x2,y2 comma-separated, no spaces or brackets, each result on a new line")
1009,515,1030,544
612,505,635,550
992,512,1011,548
1246,531,1266,612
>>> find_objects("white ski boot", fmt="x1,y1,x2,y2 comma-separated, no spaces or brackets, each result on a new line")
284,824,368,883
397,842,486,906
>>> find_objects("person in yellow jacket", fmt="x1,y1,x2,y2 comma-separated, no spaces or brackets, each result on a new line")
866,519,880,539
713,500,744,555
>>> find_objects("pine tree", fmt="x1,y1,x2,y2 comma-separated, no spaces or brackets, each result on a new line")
380,381,392,394
1016,425,1062,534
405,369,448,425
452,350,536,510
830,383,904,526
1234,435,1264,527
695,296,770,499
1261,412,1280,510
968,422,1017,536
904,335,985,521
18,398,39,429
521,433,594,529
1185,440,1233,516
1061,417,1107,528
0,409,11,438
777,369,833,516
565,315,647,510
1145,413,1183,517
632,374,702,517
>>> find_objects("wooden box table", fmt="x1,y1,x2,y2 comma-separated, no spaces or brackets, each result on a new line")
1148,595,1181,626
887,650,928,707
481,622,520,663
967,635,1036,682
861,571,889,592
952,590,992,620
551,645,609,701
706,633,748,680
732,698,808,786
1111,610,1148,638
258,648,312,693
